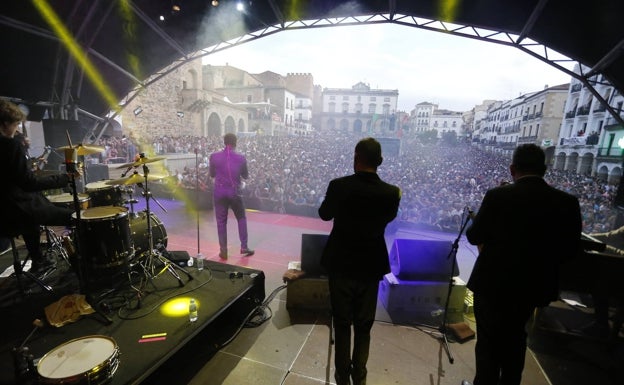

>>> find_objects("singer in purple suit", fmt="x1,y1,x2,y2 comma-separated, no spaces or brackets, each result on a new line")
209,133,254,259
0,100,74,276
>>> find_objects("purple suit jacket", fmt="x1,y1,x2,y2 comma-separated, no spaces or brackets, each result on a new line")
209,147,248,197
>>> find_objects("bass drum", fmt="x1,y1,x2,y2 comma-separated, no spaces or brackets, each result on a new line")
130,211,168,257
37,335,120,385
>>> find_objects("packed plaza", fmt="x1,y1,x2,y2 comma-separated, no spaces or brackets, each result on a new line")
92,132,618,235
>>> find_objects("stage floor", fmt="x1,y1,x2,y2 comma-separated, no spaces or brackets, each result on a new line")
1,197,623,385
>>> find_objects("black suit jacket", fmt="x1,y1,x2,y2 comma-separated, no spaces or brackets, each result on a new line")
0,136,69,228
318,171,401,280
466,175,582,306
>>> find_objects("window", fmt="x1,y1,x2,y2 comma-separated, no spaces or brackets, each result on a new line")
370,97,376,101
247,95,252,102
342,102,349,114
368,104,376,113
329,102,336,113
329,96,335,100
343,96,349,101
384,97,390,102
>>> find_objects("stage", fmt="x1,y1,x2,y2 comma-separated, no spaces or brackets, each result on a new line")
0,250,265,385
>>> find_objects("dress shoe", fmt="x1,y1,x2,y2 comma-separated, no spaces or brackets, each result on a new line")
240,248,255,257
461,380,473,385
219,250,228,260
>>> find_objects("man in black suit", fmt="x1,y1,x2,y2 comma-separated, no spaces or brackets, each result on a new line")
0,99,75,275
319,137,401,385
463,144,582,385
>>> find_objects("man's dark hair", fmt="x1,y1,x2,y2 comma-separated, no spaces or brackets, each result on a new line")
512,144,547,176
224,133,237,146
355,137,383,168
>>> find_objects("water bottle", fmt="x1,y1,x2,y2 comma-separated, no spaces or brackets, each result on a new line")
189,298,198,322
196,253,204,271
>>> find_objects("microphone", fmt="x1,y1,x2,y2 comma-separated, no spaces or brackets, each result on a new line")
466,206,475,218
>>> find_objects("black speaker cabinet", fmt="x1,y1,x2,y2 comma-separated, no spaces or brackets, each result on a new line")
300,233,329,277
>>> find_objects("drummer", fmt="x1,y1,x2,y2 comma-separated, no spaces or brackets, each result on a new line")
0,100,77,276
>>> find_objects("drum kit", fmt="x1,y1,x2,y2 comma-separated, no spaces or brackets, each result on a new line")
43,145,190,300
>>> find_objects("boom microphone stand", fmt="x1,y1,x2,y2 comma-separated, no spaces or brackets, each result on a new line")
437,207,472,364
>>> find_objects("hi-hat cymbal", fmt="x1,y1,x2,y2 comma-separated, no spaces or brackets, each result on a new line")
56,144,105,156
116,156,166,169
105,173,166,186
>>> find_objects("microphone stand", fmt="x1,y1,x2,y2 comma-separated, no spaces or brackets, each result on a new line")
438,207,472,364
195,149,201,260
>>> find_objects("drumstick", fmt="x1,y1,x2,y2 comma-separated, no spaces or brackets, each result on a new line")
65,130,73,148
19,319,45,348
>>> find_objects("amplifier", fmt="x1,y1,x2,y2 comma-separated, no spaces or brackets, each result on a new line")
379,273,466,325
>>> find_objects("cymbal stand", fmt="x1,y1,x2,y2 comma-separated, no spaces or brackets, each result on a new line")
67,168,113,325
138,163,192,287
123,186,140,219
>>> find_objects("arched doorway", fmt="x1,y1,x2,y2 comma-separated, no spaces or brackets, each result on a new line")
207,112,222,136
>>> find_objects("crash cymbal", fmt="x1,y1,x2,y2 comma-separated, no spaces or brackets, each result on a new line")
56,144,105,156
105,173,166,186
116,156,166,169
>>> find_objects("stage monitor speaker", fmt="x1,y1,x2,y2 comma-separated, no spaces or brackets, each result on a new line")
300,233,329,277
389,239,458,281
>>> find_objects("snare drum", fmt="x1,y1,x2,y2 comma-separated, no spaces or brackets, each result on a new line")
37,335,120,385
130,211,168,256
73,206,133,271
85,181,124,207
47,193,90,210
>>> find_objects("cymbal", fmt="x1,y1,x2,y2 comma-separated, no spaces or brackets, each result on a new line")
105,173,166,186
56,144,105,156
116,156,166,169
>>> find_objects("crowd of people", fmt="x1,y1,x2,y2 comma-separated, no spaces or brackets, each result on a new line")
99,132,619,235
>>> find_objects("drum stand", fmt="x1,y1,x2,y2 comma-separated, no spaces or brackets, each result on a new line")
135,165,192,287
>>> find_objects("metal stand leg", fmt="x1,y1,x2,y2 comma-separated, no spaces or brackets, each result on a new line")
10,238,53,294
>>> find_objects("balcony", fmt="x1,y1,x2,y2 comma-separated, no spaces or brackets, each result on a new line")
565,108,577,119
576,104,591,116
593,103,607,113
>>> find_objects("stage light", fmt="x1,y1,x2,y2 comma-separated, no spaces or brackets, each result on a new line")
159,15,165,21
172,5,181,12
160,297,200,318
133,106,143,116
176,111,184,118
212,0,219,6
236,1,245,12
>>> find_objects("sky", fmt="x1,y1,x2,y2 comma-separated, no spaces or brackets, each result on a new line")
201,23,573,112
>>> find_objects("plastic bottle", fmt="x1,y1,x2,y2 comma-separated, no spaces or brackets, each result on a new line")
189,298,198,322
196,253,204,271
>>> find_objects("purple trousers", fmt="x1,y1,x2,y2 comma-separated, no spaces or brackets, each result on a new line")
213,189,248,251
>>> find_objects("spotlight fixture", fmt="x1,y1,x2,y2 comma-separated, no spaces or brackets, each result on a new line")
133,106,143,116
176,111,185,118
236,1,245,12
211,0,219,6
172,5,181,12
